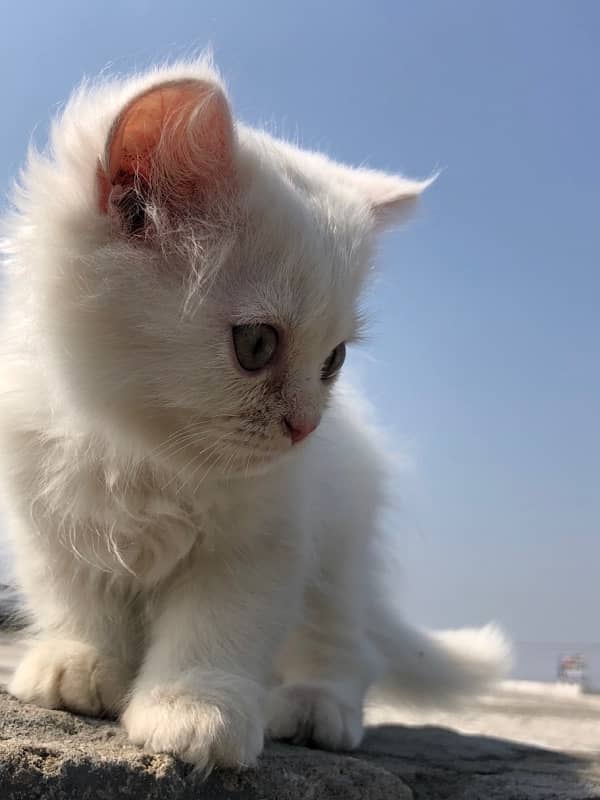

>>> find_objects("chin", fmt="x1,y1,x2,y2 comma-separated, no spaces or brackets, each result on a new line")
218,447,294,480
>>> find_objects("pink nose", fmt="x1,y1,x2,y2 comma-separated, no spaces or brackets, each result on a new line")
284,416,319,444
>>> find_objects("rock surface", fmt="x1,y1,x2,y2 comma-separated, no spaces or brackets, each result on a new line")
0,586,21,632
1,690,599,799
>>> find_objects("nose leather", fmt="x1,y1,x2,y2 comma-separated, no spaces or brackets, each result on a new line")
284,416,319,444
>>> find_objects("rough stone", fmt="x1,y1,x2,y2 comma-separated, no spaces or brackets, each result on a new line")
1,690,599,799
0,587,22,632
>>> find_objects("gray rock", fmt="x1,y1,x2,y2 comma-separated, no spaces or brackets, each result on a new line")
0,689,598,799
0,586,24,632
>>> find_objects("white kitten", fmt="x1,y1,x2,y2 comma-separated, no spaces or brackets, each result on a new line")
0,59,509,769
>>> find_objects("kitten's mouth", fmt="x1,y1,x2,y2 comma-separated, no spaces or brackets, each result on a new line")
160,417,301,483
219,428,304,477
209,448,286,480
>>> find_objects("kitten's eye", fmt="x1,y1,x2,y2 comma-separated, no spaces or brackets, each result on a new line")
232,324,279,372
321,342,346,380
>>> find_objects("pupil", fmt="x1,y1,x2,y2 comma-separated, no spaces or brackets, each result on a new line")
253,336,263,356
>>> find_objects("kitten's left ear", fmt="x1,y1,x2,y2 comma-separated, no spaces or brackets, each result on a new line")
97,77,236,233
352,169,436,231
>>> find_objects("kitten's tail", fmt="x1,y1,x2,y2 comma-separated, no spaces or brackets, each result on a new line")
372,616,511,707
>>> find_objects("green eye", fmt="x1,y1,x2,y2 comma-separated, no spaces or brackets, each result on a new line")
232,324,279,372
321,342,346,380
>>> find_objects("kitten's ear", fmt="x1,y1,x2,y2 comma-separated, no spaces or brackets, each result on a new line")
97,78,235,233
352,169,436,231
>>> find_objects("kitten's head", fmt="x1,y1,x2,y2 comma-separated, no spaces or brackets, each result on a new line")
13,60,430,481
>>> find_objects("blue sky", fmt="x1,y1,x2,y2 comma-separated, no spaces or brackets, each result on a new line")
1,1,598,643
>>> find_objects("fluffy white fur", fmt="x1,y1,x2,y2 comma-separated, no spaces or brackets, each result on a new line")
0,58,509,770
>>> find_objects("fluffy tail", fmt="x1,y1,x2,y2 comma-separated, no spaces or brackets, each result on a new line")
372,616,512,707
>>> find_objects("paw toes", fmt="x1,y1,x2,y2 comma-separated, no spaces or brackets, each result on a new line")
9,640,127,717
267,684,363,751
123,673,265,769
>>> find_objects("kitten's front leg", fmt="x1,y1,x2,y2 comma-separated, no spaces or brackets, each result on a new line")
9,540,140,718
267,567,377,752
122,536,303,770
9,487,194,717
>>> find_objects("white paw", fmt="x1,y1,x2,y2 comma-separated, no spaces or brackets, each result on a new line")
122,669,265,770
267,684,363,751
9,639,128,716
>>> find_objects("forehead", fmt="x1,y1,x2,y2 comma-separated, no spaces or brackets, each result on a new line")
221,160,374,342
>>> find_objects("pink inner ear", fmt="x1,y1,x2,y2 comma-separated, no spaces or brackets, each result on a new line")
98,79,235,215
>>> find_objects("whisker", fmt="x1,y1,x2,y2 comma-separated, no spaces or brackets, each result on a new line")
166,431,234,495
181,431,234,495
131,413,241,469
192,439,236,493
156,429,217,464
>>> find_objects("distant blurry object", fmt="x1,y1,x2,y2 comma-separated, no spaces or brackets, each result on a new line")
557,653,587,687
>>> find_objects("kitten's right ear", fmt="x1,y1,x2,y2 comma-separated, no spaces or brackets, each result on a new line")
97,78,236,234
352,170,437,231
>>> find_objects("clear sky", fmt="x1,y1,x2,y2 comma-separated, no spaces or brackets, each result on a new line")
1,1,598,643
